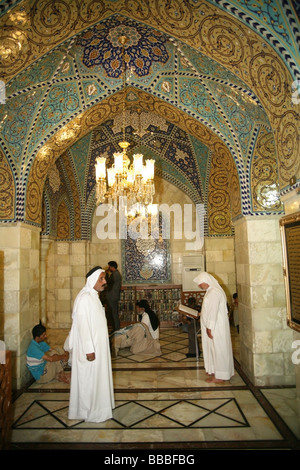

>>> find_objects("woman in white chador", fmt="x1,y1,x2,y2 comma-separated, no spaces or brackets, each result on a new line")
68,267,115,422
193,272,234,383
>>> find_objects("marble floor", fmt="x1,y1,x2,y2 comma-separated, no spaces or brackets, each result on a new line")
9,327,300,451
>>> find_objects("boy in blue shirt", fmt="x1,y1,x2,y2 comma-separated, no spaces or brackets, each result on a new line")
27,322,69,383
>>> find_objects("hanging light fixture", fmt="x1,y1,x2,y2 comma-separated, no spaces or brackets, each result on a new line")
95,35,155,217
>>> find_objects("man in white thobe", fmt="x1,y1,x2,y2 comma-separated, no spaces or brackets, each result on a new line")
193,272,234,383
68,267,115,422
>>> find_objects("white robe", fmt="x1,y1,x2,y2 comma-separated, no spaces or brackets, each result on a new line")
141,312,159,340
68,271,115,422
194,272,234,380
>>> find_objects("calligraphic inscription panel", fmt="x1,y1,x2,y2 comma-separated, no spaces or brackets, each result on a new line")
285,222,300,327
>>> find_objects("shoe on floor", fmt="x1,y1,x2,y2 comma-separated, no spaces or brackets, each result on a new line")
186,353,196,358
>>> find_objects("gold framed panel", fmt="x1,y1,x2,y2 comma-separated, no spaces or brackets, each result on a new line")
280,211,300,333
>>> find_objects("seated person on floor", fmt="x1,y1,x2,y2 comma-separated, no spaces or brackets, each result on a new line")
136,299,160,339
26,322,70,384
110,322,161,357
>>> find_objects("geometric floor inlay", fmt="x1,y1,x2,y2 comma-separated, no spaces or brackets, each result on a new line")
13,397,249,430
10,328,300,449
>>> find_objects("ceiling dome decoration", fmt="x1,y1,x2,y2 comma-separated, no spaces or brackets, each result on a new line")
77,16,169,77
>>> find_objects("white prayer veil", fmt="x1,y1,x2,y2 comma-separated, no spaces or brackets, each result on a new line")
71,268,104,319
193,272,226,301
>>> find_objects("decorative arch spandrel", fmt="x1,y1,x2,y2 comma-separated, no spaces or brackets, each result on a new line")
208,144,241,235
60,151,82,240
275,110,300,187
57,200,71,240
0,148,15,221
25,106,112,225
251,127,283,213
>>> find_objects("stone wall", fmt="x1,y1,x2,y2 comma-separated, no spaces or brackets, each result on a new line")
0,223,40,389
234,215,294,386
205,237,236,303
42,180,236,328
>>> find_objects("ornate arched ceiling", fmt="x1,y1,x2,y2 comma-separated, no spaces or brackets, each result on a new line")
0,0,299,239
1,1,299,81
29,88,241,238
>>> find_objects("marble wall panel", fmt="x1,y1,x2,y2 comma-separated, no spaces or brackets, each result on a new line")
254,331,273,354
0,223,41,388
272,329,296,355
234,215,294,386
252,307,284,332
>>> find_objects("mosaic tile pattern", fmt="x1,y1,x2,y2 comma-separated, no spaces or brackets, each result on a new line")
0,1,298,235
122,233,171,284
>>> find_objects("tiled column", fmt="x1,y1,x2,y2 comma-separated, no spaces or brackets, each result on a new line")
234,215,294,386
0,223,41,389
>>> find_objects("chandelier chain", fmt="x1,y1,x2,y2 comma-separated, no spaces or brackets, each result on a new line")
95,36,156,218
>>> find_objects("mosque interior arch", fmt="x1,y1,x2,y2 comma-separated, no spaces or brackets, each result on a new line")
0,0,299,394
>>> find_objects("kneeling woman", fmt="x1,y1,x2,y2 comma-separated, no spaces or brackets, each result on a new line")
110,323,161,357
136,299,160,340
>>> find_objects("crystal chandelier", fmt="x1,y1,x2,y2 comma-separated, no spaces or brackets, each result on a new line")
95,36,155,217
